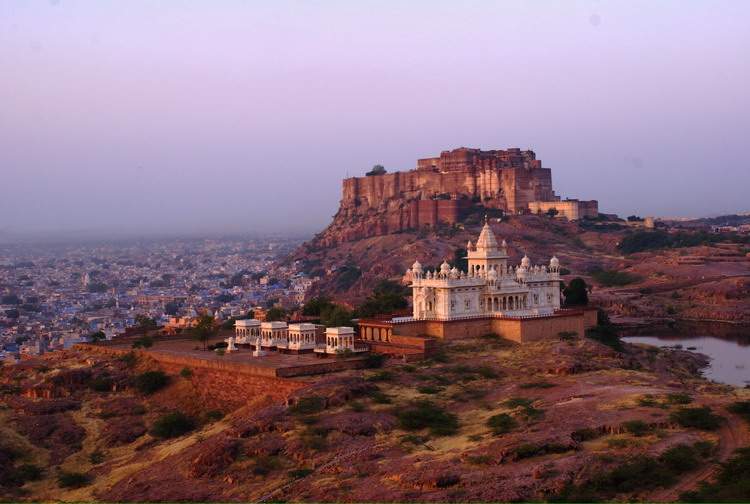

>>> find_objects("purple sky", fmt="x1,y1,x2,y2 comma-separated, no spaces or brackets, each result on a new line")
2,1,749,241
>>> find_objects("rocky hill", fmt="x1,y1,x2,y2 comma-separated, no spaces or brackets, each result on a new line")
2,334,748,503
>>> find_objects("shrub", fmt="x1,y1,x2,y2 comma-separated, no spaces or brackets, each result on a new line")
289,396,324,416
16,464,43,481
727,400,750,422
136,371,170,394
364,370,394,382
179,367,194,379
118,351,137,366
512,444,540,459
364,353,387,368
57,471,90,488
397,400,459,436
659,444,699,473
572,428,599,441
621,420,651,437
669,406,722,430
664,393,693,405
205,410,224,421
589,268,642,287
680,447,750,502
590,456,675,494
486,413,518,435
150,412,195,438
586,324,624,352
368,391,392,404
557,331,578,341
89,451,105,464
288,468,314,480
520,406,546,420
502,397,534,408
519,381,556,389
417,384,443,394
252,455,282,475
475,364,499,379
88,377,111,392
466,454,494,465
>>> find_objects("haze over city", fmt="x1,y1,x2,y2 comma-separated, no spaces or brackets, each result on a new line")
2,1,749,242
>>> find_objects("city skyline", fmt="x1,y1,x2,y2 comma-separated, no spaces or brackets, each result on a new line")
2,1,749,242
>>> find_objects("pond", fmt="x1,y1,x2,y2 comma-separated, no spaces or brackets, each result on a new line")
622,320,750,388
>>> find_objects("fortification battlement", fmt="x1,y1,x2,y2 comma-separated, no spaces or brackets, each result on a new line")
417,147,542,173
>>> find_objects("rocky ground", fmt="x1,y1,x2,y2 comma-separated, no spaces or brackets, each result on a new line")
1,333,748,503
281,215,750,324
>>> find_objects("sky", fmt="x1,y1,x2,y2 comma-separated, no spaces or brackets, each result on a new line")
2,1,749,242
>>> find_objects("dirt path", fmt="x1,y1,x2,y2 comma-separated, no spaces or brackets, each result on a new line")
648,410,749,503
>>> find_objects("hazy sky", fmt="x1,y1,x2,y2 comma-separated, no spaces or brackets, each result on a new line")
2,1,749,241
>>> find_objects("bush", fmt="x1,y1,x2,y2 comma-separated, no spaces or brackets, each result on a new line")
590,456,675,494
136,371,170,394
205,410,225,421
288,468,314,480
659,444,699,473
118,351,137,366
589,268,642,287
572,428,599,441
519,381,556,389
502,397,534,408
557,331,578,341
368,390,392,404
512,444,540,459
417,384,443,394
289,396,324,416
57,471,90,488
397,400,459,436
88,377,111,392
179,367,194,379
621,420,651,437
727,400,750,422
669,406,722,430
16,464,43,481
475,364,499,379
150,412,195,438
364,370,394,382
252,455,282,475
486,413,518,435
364,353,387,368
680,447,750,502
664,393,693,405
586,324,624,352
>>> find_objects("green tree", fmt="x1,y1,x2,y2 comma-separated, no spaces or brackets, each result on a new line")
546,207,559,218
89,331,106,343
164,302,180,316
2,294,21,305
265,307,288,322
321,304,354,327
135,314,157,329
302,296,334,317
131,333,153,350
186,315,219,350
563,277,589,306
365,164,387,176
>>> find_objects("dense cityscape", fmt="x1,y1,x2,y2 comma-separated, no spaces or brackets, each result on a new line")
0,234,310,360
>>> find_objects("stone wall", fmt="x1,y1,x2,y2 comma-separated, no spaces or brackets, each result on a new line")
391,310,597,343
74,344,310,409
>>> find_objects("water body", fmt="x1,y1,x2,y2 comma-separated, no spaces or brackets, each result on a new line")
622,321,750,388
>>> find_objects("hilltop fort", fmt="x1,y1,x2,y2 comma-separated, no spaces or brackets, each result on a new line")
317,147,598,246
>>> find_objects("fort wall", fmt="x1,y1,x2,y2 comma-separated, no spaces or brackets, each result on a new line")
318,147,598,246
72,344,365,409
